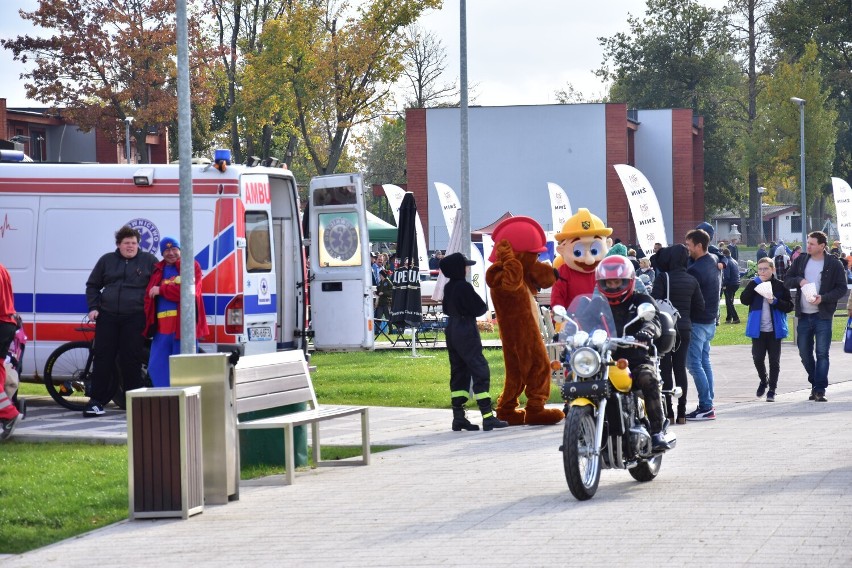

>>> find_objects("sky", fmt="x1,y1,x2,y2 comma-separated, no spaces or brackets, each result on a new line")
1,0,728,108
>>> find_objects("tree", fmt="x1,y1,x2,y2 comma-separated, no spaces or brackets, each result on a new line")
2,0,218,163
362,116,406,186
767,0,852,182
753,42,838,232
724,0,774,244
400,25,457,108
597,0,743,214
242,0,442,176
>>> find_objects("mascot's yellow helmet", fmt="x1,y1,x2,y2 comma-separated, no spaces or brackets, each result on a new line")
555,208,613,241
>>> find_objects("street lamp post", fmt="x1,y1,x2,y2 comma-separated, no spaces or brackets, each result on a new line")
125,117,134,164
757,186,766,243
791,97,806,245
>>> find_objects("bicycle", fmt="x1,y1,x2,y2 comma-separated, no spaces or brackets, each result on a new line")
42,320,150,411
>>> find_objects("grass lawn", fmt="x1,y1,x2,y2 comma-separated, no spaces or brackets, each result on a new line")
0,442,397,555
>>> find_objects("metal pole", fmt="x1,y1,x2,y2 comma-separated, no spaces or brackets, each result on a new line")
125,117,133,163
176,0,196,353
459,0,471,276
791,97,806,245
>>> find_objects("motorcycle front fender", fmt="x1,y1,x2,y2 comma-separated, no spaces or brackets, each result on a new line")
569,397,596,408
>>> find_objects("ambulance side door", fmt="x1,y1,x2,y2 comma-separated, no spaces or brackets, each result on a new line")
308,173,374,350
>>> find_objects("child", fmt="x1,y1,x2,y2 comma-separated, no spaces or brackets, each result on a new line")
739,257,794,401
439,252,507,431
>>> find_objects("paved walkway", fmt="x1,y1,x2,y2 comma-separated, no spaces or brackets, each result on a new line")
4,343,852,566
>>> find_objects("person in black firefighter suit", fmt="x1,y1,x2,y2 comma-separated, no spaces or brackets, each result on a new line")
439,252,508,432
594,255,670,452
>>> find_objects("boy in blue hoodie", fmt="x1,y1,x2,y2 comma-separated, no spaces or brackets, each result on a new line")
439,252,508,431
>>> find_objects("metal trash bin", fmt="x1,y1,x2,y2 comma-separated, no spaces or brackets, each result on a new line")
127,387,203,520
170,352,239,504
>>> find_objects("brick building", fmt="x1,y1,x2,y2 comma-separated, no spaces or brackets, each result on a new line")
1,98,168,163
405,103,705,250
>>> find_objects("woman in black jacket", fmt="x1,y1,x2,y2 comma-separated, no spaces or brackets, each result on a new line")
651,244,705,424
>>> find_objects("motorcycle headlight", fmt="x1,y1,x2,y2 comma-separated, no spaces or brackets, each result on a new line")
570,347,601,378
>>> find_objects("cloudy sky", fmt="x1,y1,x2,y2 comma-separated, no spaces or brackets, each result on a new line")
1,0,728,108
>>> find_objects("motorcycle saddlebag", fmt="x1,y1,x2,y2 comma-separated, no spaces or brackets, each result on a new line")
655,311,677,354
562,379,610,401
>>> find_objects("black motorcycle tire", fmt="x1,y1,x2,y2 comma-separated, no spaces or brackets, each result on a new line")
563,405,601,501
629,454,663,482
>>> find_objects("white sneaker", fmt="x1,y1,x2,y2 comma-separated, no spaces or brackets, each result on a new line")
83,403,105,418
0,413,23,441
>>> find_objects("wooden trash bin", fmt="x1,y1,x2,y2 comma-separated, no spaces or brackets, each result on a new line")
127,387,204,520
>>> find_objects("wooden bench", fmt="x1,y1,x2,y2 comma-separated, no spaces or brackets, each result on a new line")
234,351,370,485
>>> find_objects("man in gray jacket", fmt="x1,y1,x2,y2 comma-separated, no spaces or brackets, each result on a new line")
784,231,848,402
83,226,157,417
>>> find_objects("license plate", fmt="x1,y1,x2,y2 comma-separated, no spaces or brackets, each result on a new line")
248,326,273,341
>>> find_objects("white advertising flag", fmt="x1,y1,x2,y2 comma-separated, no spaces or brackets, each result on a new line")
547,182,572,233
434,182,461,235
431,206,465,301
831,177,852,255
613,164,669,257
382,184,428,271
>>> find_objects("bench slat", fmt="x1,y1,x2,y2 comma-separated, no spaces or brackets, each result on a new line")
235,361,308,384
236,390,316,415
236,375,311,400
238,406,367,429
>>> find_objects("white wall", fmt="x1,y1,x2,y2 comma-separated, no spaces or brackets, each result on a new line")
634,109,675,244
425,104,608,250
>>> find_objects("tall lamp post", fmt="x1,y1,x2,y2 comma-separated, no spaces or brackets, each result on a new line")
125,116,134,164
791,97,806,245
757,186,766,243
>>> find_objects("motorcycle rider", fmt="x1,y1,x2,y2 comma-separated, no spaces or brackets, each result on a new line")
594,255,670,452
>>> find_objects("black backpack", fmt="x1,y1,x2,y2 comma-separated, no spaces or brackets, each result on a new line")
774,254,789,278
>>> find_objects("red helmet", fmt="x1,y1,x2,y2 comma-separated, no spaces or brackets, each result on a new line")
595,255,635,305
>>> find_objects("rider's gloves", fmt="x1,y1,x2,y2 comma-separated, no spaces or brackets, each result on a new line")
635,329,654,345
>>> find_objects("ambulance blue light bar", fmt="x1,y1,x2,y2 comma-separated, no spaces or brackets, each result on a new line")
0,150,26,162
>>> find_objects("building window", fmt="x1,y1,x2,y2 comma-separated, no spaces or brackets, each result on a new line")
790,216,802,233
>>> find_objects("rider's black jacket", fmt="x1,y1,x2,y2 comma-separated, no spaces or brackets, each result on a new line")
600,292,661,369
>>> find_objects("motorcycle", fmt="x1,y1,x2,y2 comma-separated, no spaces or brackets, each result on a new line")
551,295,679,501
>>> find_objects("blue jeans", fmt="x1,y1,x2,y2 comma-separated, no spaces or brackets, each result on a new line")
795,313,832,393
686,322,717,410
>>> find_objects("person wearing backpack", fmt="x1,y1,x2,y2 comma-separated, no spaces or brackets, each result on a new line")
774,249,791,280
721,248,741,324
651,244,705,424
740,257,794,402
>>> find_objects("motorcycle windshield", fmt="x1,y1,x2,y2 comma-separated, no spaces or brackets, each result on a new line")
560,294,616,341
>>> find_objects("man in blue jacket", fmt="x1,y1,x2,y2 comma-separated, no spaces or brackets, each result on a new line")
684,228,721,420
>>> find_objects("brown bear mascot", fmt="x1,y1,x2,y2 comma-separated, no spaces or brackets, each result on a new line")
486,216,564,426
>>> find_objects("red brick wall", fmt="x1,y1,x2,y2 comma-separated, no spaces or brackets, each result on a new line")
605,104,630,241
671,109,696,241
692,115,705,228
405,108,429,247
0,99,7,140
95,128,119,163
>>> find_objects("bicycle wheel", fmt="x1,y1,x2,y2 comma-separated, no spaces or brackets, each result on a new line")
43,341,98,411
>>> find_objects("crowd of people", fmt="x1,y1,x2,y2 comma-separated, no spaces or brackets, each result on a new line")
2,220,848,440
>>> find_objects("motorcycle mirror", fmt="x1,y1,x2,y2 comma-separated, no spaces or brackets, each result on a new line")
552,305,568,322
637,302,656,321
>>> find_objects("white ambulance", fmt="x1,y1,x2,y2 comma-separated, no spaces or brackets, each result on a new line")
0,153,375,383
